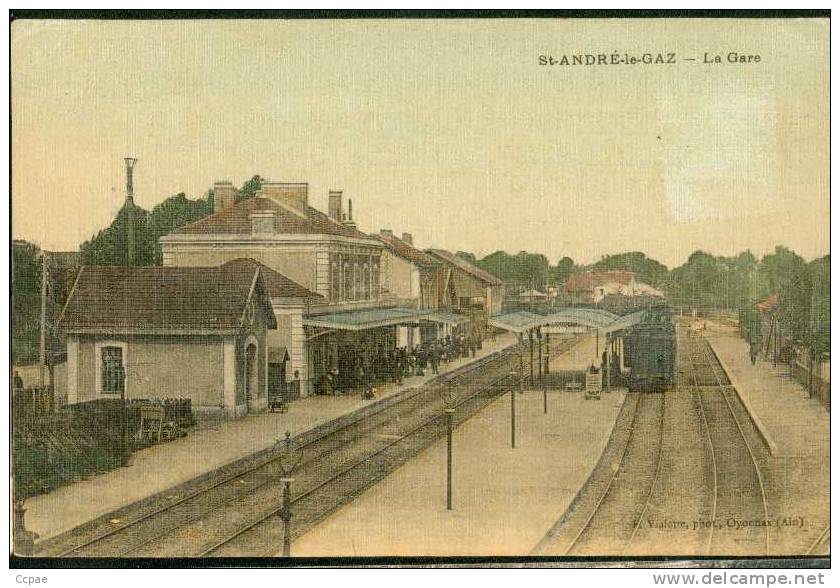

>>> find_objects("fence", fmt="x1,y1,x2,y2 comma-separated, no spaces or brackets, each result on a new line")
790,352,830,411
12,394,195,499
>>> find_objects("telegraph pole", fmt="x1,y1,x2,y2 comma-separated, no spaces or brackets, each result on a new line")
124,158,138,267
38,251,48,389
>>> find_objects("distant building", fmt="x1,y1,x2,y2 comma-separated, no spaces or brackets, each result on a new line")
372,230,455,347
565,270,636,303
58,264,277,419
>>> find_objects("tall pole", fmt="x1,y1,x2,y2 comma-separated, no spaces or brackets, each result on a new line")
510,372,517,449
38,251,48,389
529,330,534,386
124,158,138,267
445,408,455,510
545,333,550,375
605,335,611,393
281,478,293,556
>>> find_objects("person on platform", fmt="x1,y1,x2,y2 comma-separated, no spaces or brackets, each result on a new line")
749,340,760,365
12,370,23,393
430,345,440,375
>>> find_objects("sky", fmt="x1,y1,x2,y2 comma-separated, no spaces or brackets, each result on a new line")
11,18,829,268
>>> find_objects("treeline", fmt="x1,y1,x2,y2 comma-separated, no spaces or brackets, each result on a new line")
79,175,263,266
457,246,828,353
11,176,264,364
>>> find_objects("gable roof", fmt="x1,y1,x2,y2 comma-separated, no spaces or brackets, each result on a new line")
170,196,375,241
220,258,323,301
58,265,277,332
425,249,503,286
371,233,441,269
564,270,635,293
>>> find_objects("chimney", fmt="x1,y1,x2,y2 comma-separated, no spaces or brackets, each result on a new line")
213,181,237,214
328,190,343,222
380,229,394,237
343,198,356,228
401,233,413,245
261,182,309,216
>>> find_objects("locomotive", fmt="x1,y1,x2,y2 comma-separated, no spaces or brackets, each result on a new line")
624,305,676,392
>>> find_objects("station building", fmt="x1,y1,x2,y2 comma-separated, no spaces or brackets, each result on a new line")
57,264,277,419
158,181,464,398
425,248,505,341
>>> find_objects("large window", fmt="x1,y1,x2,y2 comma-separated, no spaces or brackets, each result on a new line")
362,263,371,300
343,262,353,301
100,346,125,395
331,253,383,302
371,262,380,299
331,258,341,301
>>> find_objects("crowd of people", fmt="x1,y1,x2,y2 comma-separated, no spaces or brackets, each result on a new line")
315,333,483,399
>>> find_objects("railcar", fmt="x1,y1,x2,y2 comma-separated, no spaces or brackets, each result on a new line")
625,305,676,392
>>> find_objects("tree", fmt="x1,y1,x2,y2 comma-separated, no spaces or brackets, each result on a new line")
236,175,263,202
80,203,156,267
591,251,669,286
11,242,40,364
147,192,213,264
552,256,575,284
455,251,477,265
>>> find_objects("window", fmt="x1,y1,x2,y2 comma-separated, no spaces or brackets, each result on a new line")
331,258,341,301
343,262,352,301
362,263,371,300
100,346,125,395
372,262,380,299
353,262,362,301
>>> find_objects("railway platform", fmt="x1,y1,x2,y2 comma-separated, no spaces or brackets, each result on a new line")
24,333,518,544
292,334,627,557
705,323,829,555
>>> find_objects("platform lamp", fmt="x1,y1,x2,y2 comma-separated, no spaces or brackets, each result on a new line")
536,327,547,414
439,381,458,510
276,431,304,557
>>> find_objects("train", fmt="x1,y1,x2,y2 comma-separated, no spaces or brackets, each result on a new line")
624,305,676,392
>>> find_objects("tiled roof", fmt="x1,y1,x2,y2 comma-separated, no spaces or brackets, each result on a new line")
425,249,503,286
171,196,374,240
756,293,780,312
564,270,635,293
371,233,441,269
220,258,323,300
58,265,276,331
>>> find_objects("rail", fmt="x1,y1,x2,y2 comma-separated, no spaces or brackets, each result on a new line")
199,368,524,557
695,334,770,557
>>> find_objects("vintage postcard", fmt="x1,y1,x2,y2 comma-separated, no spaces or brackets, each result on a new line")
8,11,830,569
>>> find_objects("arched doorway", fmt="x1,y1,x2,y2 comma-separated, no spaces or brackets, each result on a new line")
244,341,258,412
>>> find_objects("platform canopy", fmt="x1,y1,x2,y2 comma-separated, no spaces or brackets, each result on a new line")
304,307,432,331
422,311,470,325
600,310,647,334
489,307,648,335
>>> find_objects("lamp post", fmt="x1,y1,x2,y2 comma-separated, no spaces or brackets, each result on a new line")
545,332,551,375
276,431,303,557
118,366,129,467
529,329,535,386
13,500,38,556
509,370,517,449
440,382,457,510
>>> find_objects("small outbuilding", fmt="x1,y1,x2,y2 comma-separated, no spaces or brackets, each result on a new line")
58,264,277,419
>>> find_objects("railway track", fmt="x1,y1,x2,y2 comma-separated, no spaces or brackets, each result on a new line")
563,391,665,556
686,334,770,557
806,525,830,556
534,329,772,557
40,337,574,558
